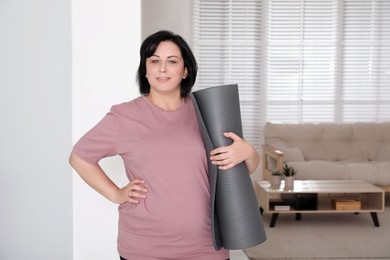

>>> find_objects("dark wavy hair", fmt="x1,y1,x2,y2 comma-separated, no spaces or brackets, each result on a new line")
136,30,198,97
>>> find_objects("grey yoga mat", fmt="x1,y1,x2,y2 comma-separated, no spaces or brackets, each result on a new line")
191,84,267,250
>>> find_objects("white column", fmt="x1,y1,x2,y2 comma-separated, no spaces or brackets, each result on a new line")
71,1,141,259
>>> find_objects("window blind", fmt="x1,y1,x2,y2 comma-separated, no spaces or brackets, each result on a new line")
193,0,264,150
267,0,339,122
341,0,390,122
193,0,390,149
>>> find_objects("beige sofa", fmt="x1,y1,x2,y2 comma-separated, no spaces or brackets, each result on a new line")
262,122,390,191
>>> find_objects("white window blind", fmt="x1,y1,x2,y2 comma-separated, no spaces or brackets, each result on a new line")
193,0,264,150
193,0,390,148
267,0,339,122
342,0,390,122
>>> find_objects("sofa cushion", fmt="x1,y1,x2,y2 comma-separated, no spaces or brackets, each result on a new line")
375,143,390,161
344,163,378,185
288,161,347,180
289,160,390,186
282,147,305,162
377,162,390,186
265,122,390,161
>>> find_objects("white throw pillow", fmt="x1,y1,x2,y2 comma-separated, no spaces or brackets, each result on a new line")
282,147,305,162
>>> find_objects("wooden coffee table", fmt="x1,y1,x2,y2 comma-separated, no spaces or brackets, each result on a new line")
255,180,385,227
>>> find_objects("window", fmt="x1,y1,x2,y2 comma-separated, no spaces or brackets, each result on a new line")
193,0,265,150
193,0,390,148
267,0,338,122
341,0,390,122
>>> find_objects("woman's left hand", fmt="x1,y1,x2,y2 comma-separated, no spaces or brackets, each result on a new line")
210,132,259,173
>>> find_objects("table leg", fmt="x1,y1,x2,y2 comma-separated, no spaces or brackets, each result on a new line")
270,213,279,227
260,207,264,215
370,212,380,227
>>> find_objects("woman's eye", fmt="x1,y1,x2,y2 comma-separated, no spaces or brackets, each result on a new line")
168,60,177,64
151,60,159,64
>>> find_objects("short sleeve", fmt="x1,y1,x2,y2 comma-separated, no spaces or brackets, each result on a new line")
73,107,120,164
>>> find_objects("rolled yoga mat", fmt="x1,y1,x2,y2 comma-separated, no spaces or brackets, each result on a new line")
191,84,267,250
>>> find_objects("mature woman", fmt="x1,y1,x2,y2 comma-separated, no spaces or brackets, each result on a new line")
69,30,259,260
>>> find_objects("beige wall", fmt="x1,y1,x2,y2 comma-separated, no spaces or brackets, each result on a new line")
141,0,193,44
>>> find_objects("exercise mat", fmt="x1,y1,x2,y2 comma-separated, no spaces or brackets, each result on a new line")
191,84,266,250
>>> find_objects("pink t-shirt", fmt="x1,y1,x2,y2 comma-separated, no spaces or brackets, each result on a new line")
73,96,228,260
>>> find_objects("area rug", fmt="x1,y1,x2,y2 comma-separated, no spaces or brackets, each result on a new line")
244,199,390,259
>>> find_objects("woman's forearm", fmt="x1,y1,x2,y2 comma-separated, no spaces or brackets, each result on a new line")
209,132,260,174
69,151,120,203
244,146,260,174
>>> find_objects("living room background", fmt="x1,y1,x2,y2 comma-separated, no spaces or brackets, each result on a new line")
193,0,390,151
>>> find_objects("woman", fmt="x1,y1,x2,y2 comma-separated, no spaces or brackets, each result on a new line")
69,30,259,260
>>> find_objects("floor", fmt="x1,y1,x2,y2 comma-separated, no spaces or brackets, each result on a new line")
241,193,390,260
230,248,389,260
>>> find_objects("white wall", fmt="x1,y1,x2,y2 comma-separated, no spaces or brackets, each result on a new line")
0,0,140,259
0,0,72,259
71,1,141,259
141,0,193,44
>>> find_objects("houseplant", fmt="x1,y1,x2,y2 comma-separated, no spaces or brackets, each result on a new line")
282,163,297,188
271,170,282,187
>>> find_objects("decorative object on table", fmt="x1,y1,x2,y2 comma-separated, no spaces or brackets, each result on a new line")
282,193,318,210
271,170,282,187
332,199,362,210
191,84,267,250
282,163,296,188
269,201,291,211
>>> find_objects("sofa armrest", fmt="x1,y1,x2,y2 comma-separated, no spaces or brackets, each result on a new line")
262,144,284,180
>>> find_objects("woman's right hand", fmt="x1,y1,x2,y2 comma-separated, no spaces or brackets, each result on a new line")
115,179,147,204
69,151,148,205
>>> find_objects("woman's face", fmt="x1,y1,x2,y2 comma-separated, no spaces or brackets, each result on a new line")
145,41,187,96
